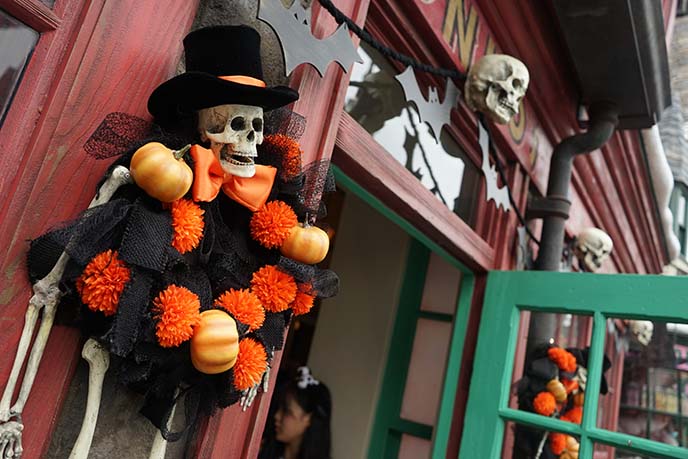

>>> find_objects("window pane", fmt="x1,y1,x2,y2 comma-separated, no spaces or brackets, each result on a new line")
419,252,461,315
503,421,581,459
595,444,653,458
345,43,480,228
398,434,431,459
602,318,688,447
0,11,39,126
512,312,594,429
400,318,452,426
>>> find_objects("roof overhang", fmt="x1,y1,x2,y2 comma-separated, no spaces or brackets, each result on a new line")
551,0,672,129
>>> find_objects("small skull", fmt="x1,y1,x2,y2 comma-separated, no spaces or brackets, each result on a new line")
464,54,530,124
198,104,264,178
574,227,613,272
628,320,653,346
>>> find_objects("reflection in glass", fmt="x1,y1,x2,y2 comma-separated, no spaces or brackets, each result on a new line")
0,11,39,126
595,444,653,459
345,43,480,227
40,0,56,7
503,421,581,459
506,313,599,458
605,319,688,447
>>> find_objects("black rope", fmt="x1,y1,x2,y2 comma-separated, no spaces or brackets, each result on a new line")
316,0,465,81
317,0,538,244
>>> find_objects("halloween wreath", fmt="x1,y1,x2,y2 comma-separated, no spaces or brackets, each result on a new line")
513,344,611,459
26,25,338,439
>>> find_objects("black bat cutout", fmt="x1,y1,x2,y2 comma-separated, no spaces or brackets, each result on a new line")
394,67,459,143
258,0,362,76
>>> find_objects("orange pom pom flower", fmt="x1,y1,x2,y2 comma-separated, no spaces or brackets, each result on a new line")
250,265,297,312
533,391,557,416
290,283,315,316
153,284,201,347
215,288,265,331
76,250,131,316
549,432,567,455
560,406,583,424
233,337,267,391
262,134,303,179
548,347,577,373
170,198,204,254
250,200,298,248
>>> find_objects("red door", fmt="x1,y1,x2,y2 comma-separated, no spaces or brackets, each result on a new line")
0,1,197,456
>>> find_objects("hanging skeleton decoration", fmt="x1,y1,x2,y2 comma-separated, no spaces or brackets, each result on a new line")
465,54,529,125
574,227,613,272
0,25,341,459
395,67,460,142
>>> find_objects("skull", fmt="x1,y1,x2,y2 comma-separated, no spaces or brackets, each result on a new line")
198,104,264,177
464,54,530,124
574,227,613,272
628,320,653,346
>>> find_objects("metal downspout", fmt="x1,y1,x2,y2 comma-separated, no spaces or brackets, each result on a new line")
528,102,619,348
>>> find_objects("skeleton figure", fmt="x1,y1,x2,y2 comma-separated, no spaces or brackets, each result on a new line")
574,227,613,272
198,104,264,177
464,54,530,124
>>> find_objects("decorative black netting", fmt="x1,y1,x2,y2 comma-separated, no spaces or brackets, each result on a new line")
84,112,155,159
27,108,339,438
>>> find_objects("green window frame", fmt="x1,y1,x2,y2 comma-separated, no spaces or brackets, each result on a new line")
333,167,475,458
461,270,688,459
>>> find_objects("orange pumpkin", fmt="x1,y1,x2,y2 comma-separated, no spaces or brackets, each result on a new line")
190,310,239,374
546,378,567,402
130,142,193,202
280,223,330,264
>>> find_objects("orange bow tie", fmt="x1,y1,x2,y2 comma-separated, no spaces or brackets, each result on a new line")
190,145,276,211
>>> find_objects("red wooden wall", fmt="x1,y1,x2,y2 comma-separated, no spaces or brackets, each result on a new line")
0,0,198,456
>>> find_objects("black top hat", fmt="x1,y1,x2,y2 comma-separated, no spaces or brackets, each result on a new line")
147,25,299,126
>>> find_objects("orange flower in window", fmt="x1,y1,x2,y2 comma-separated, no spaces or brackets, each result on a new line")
215,288,265,332
561,377,579,394
152,284,201,347
170,198,204,253
76,249,131,316
290,283,315,316
249,200,298,248
549,432,567,455
233,337,267,391
250,265,297,312
548,347,577,373
533,391,556,416
560,406,583,424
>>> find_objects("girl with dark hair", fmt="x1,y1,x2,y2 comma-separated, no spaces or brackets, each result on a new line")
260,367,332,459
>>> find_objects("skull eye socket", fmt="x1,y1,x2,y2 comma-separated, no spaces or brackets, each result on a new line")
206,123,225,134
513,79,522,89
252,118,263,132
230,117,246,131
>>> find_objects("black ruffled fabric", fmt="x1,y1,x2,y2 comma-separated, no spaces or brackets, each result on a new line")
26,113,339,439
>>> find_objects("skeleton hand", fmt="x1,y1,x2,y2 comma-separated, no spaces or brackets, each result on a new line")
0,417,23,459
240,364,271,411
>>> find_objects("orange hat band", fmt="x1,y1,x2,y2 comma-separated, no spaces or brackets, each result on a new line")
219,75,266,88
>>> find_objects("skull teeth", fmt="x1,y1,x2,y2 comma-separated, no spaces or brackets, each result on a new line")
221,152,254,166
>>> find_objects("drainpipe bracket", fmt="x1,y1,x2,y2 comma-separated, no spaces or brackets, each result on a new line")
526,195,571,220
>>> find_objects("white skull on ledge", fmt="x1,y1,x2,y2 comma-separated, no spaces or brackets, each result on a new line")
574,227,613,272
464,54,530,124
198,104,264,178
